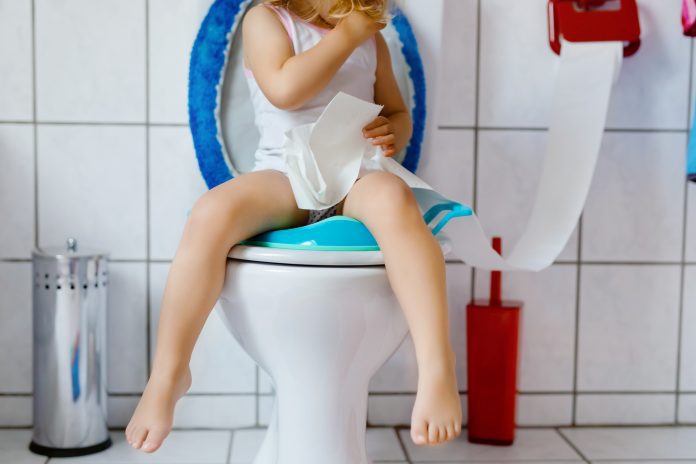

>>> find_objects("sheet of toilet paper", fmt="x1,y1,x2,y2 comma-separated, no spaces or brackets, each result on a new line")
282,40,623,271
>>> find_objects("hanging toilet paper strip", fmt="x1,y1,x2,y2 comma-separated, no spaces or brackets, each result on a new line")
283,39,623,271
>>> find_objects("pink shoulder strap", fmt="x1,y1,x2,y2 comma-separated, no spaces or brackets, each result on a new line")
263,3,294,39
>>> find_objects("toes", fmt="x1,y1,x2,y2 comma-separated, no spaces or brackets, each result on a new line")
411,419,428,445
141,426,170,453
454,420,462,436
428,423,439,444
445,424,455,441
130,426,147,449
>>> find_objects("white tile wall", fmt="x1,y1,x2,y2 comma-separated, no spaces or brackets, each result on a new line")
149,126,208,259
577,265,681,391
0,124,34,259
0,263,32,393
37,125,147,259
34,0,146,122
575,394,676,425
0,0,33,121
687,184,696,262
107,262,148,393
517,394,573,426
681,265,696,391
582,132,686,262
149,0,212,123
1,0,694,430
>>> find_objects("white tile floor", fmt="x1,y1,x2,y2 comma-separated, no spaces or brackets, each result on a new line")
3,426,696,464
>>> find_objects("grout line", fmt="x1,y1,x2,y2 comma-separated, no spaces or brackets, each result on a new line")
225,430,234,464
468,0,482,304
675,36,694,424
438,125,690,134
555,428,591,464
394,426,412,464
571,218,583,425
0,121,189,127
31,0,38,252
144,0,152,378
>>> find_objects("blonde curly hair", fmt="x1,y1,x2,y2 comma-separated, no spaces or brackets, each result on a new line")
266,0,389,25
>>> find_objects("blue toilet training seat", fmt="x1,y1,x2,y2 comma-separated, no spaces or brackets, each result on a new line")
189,0,471,252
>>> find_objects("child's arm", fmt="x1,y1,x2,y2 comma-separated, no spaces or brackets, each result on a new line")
363,33,413,157
243,6,383,110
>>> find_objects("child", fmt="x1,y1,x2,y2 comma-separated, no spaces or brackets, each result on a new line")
126,0,461,452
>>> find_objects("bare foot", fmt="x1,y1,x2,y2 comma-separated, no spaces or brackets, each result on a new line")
125,367,192,453
410,356,462,446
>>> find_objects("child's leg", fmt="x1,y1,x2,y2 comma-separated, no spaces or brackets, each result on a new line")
126,170,308,453
342,171,462,446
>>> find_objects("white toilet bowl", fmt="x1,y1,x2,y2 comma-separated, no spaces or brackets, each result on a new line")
215,243,444,464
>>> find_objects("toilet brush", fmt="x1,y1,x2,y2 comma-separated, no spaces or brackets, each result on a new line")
466,237,522,445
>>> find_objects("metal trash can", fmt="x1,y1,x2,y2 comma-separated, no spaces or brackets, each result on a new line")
30,238,111,457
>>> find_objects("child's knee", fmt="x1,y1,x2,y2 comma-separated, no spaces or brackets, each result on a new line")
188,190,242,232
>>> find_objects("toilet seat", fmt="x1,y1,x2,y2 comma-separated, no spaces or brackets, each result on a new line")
229,237,452,266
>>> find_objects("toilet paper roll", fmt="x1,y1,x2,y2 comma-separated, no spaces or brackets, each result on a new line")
282,39,624,271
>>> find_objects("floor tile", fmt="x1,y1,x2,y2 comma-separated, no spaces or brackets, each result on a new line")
228,429,264,463
55,430,230,463
400,428,580,462
560,427,696,460
0,429,45,464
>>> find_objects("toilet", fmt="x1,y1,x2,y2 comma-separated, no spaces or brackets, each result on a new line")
188,1,463,462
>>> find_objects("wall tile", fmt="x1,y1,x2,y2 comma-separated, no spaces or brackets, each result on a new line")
149,127,207,260
107,262,148,394
0,0,33,121
367,393,468,427
679,394,696,424
0,263,32,393
474,264,577,392
576,394,676,425
149,263,256,394
477,130,578,261
680,266,696,390
0,397,32,427
258,394,273,426
0,124,34,258
577,265,681,391
173,395,255,429
37,125,146,259
436,0,477,127
479,0,554,128
107,395,138,428
149,0,212,123
35,0,145,122
417,129,474,207
480,0,690,130
517,394,573,426
369,263,470,392
582,132,686,262
687,184,696,262
603,0,691,130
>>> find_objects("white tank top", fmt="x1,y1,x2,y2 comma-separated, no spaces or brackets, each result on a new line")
244,4,378,174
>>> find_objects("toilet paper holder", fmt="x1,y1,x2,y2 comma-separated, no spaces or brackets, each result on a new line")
548,0,642,57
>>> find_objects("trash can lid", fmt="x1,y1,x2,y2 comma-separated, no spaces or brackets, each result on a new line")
33,238,109,259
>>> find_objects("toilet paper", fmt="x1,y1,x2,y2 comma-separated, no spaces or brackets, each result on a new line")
282,39,624,271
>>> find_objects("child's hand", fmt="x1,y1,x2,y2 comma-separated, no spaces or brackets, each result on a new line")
363,116,397,157
338,11,386,45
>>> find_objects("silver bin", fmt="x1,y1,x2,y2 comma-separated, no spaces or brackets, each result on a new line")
30,238,111,457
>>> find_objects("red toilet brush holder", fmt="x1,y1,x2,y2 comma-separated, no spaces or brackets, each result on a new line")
466,237,522,446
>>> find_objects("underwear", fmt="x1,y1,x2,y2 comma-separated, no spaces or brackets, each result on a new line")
307,204,341,225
